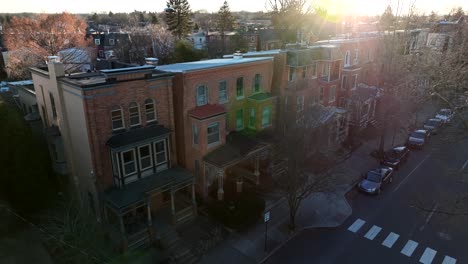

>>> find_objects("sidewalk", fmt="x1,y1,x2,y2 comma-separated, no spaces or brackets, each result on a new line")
198,103,439,264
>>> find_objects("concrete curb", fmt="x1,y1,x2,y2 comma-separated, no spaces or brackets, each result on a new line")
258,229,301,264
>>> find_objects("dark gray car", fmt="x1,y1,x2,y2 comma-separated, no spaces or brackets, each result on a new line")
358,166,394,195
406,129,430,149
423,118,442,135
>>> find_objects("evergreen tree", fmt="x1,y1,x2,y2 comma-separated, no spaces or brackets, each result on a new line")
216,1,235,34
380,5,395,31
165,0,193,40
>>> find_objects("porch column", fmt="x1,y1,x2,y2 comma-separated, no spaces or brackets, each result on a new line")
192,183,198,216
217,169,224,201
170,191,175,215
254,155,260,185
118,215,128,251
147,202,152,226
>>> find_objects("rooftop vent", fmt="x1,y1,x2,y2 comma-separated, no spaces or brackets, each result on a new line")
233,51,243,59
145,57,159,66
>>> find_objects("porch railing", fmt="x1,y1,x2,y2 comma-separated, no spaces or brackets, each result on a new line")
174,206,194,224
127,228,150,250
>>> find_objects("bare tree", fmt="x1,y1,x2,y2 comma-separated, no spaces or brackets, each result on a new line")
273,98,349,230
4,13,90,79
267,0,312,44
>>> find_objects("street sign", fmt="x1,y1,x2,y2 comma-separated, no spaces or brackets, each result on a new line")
264,211,270,222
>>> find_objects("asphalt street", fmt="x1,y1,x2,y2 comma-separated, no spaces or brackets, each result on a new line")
266,116,468,264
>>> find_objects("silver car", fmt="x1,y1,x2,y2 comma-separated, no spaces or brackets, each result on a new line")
358,166,394,195
435,109,453,123
423,118,442,134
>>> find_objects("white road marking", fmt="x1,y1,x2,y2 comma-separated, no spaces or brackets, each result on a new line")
394,154,431,193
461,159,468,171
419,247,437,264
420,203,439,231
442,256,457,264
401,240,419,257
382,232,400,248
364,225,382,240
348,218,366,233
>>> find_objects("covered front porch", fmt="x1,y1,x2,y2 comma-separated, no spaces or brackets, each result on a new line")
203,131,272,201
104,167,197,251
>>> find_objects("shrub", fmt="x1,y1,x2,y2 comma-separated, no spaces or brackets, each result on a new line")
207,191,265,231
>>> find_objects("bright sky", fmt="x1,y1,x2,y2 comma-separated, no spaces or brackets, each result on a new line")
2,0,468,16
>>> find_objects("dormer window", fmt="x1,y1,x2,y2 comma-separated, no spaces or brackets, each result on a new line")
129,102,140,127
94,38,101,45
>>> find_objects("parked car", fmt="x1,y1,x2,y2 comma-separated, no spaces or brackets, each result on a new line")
452,95,468,110
406,129,430,149
381,146,410,169
435,108,454,123
358,166,394,195
423,118,443,134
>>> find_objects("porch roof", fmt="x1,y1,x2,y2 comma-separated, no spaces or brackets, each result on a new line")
203,131,269,168
106,124,171,149
188,104,226,120
104,167,193,213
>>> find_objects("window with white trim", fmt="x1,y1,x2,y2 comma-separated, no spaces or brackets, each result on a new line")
249,108,256,128
342,75,348,91
138,145,153,171
129,102,140,127
155,140,167,165
121,150,137,176
253,74,261,93
297,95,304,112
94,38,101,45
262,106,272,127
207,122,220,145
109,39,115,45
111,105,124,130
351,74,358,90
196,85,208,106
236,109,244,130
354,49,359,64
219,81,228,103
193,124,198,145
344,50,350,67
236,77,244,99
288,67,295,82
145,99,156,123
49,92,57,119
329,85,336,102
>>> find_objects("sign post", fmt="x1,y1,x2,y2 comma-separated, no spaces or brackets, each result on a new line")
264,210,270,252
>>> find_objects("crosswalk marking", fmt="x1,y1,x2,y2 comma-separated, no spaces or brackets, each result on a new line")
419,247,437,264
442,256,457,264
401,240,419,257
382,232,400,248
348,218,366,233
364,225,382,240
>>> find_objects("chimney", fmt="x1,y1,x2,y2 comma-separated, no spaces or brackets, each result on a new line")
47,56,64,78
145,57,159,66
47,56,60,63
233,51,243,59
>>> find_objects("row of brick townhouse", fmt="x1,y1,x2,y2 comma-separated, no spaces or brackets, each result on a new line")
29,33,384,251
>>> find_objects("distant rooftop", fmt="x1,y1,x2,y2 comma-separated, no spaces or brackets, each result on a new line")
156,57,273,73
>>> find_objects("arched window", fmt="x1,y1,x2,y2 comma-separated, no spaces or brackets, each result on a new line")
144,99,157,123
111,105,124,130
128,102,140,127
345,51,350,67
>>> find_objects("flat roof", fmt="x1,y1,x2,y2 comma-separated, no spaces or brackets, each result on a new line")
156,57,273,73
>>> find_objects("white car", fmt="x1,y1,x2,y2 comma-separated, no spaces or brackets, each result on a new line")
435,109,453,123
